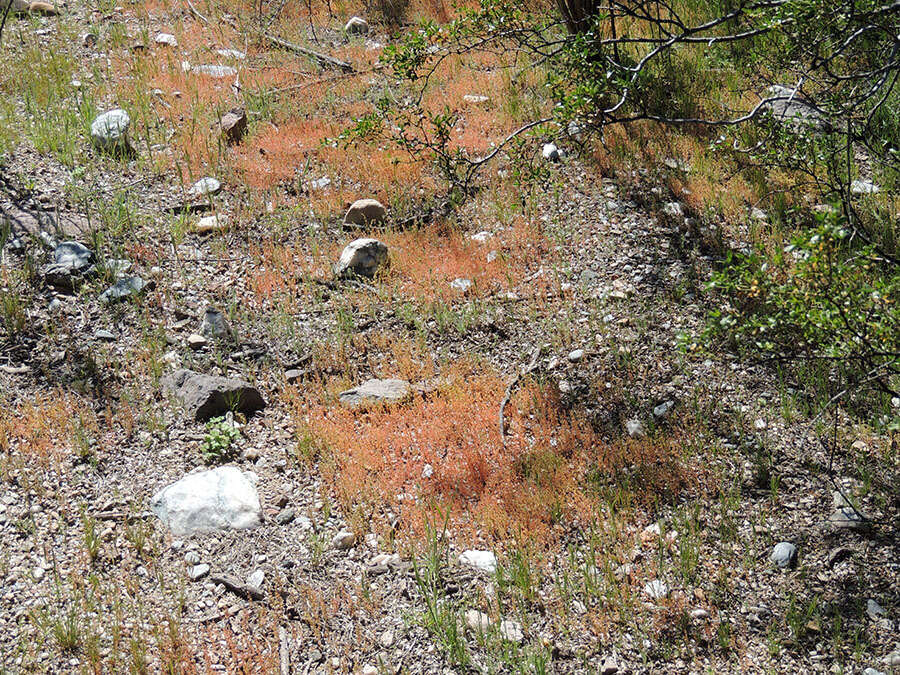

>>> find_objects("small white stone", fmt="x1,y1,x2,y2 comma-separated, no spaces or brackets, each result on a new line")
450,278,472,293
567,349,584,363
643,579,669,600
246,569,264,589
542,143,560,161
155,33,177,47
459,549,497,574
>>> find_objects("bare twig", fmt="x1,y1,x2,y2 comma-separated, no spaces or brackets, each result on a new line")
499,345,542,442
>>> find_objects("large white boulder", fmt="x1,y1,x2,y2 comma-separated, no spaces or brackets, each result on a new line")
334,238,389,279
90,109,130,152
150,466,262,536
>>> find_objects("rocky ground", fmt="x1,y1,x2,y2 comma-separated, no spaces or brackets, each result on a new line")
0,0,898,673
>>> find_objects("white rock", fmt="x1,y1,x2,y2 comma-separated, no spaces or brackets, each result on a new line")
463,94,489,104
90,109,130,152
567,349,584,363
542,143,560,161
470,231,492,243
465,609,491,633
216,48,246,60
850,180,880,195
643,579,669,600
189,177,222,197
334,238,389,279
155,33,177,47
192,64,237,78
150,466,263,536
344,198,386,226
194,215,226,233
662,202,684,219
246,569,265,589
450,278,472,292
625,419,646,438
459,549,497,574
345,16,369,34
653,400,674,418
188,563,210,580
690,608,709,620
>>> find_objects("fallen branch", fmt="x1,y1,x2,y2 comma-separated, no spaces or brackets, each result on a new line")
499,345,542,443
260,32,353,72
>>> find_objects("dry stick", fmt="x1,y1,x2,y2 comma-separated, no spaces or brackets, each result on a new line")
186,0,209,24
278,626,290,675
499,345,542,443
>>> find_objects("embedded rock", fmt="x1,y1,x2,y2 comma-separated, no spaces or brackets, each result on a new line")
161,369,266,421
220,108,248,144
334,238,388,279
344,198,386,227
150,466,262,535
339,378,411,407
90,109,131,153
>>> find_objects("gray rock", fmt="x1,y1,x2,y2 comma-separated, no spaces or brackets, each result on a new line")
99,276,148,303
762,85,827,130
829,507,868,531
192,64,237,78
220,108,247,144
344,16,369,34
339,378,411,407
188,563,210,580
161,369,266,421
274,507,295,525
151,466,262,536
770,541,797,568
866,599,886,620
653,400,674,419
44,241,95,288
94,329,117,341
246,569,264,589
90,109,131,152
184,551,200,564
625,419,646,438
334,238,389,279
344,198,386,226
199,306,235,341
333,529,356,549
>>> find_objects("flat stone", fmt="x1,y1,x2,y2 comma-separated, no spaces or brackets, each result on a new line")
850,180,880,195
829,507,868,531
274,507,295,525
762,85,827,130
866,599,886,620
567,349,584,362
339,378,411,408
449,278,472,293
246,569,264,589
625,419,646,438
216,48,246,60
459,549,497,574
188,563,210,580
151,466,262,536
194,215,227,234
189,177,222,197
99,276,148,303
161,369,266,421
344,198,386,227
192,64,237,78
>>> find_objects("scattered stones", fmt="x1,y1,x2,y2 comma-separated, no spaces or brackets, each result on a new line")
90,109,131,153
332,529,356,550
643,579,669,600
465,609,491,633
155,33,177,47
334,238,389,279
542,143,561,161
150,466,263,536
199,306,235,341
344,16,369,34
99,276,149,304
161,369,266,421
459,549,497,574
220,107,247,144
339,378,411,407
343,198,386,227
770,542,798,569
188,563,210,580
192,64,237,78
